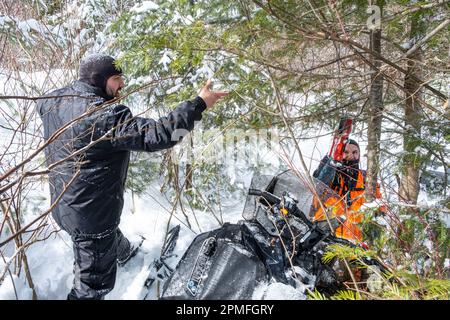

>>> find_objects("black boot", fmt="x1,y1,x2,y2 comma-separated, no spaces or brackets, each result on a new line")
116,229,144,267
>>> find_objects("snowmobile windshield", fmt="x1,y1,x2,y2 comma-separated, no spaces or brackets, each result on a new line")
243,170,343,221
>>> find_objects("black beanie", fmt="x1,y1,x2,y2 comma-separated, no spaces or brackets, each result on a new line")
346,139,359,150
79,54,122,93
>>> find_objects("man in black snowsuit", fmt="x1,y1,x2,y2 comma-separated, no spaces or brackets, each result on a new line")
37,54,227,299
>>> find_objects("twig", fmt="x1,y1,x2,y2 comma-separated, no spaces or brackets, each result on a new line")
0,169,80,248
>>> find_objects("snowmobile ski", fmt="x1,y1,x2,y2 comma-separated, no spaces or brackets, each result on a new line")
142,225,180,299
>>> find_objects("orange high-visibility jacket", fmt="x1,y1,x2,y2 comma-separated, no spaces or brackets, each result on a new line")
313,170,382,242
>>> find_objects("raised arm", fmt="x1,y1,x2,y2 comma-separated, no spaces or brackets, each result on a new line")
108,79,228,152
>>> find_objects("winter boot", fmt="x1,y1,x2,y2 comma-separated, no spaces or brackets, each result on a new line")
116,229,145,267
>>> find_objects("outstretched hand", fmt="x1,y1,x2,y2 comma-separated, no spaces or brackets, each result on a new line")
199,79,229,108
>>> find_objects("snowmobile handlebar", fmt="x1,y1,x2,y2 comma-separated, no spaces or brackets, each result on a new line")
248,188,281,206
249,188,313,228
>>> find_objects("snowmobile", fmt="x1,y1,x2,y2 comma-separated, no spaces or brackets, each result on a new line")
145,169,385,300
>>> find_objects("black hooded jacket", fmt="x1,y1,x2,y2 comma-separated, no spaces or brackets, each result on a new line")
37,80,206,235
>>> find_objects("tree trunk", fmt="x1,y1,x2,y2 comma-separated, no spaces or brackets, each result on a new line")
366,4,384,202
399,14,425,204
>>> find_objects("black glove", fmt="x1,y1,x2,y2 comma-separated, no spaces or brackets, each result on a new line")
313,155,338,186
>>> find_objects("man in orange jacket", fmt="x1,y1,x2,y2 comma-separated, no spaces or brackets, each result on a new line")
312,139,385,243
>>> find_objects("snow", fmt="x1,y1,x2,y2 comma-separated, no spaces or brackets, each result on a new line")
130,1,159,13
254,282,307,300
444,213,450,228
158,51,172,70
423,239,433,252
0,274,34,300
0,16,10,26
166,84,183,95
20,19,45,34
400,41,413,50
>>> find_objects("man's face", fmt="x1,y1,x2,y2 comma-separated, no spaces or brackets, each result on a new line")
343,143,359,161
105,75,125,98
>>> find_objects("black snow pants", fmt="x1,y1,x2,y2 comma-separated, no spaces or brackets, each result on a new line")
67,228,131,300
